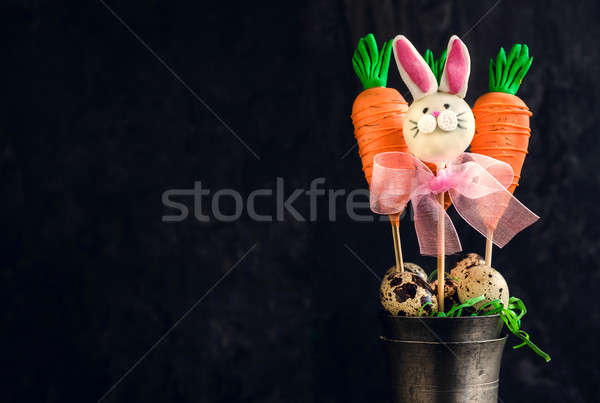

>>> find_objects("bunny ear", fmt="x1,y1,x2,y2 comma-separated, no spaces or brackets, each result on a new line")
439,35,471,98
392,35,438,100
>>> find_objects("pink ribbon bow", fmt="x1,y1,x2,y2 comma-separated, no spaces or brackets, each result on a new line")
370,152,539,256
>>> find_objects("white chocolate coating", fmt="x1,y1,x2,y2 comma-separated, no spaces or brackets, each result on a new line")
402,92,475,166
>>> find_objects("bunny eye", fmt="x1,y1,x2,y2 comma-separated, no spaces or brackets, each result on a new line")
422,107,429,114
444,104,450,109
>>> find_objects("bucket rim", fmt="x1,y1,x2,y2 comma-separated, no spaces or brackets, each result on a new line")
380,334,508,345
379,313,502,321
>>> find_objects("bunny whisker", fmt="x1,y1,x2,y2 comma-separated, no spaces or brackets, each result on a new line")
457,124,467,129
413,129,420,138
457,111,466,116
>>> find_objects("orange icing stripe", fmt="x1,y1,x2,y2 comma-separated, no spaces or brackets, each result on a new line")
471,92,532,195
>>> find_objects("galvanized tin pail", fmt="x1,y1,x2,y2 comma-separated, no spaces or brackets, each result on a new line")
380,314,506,403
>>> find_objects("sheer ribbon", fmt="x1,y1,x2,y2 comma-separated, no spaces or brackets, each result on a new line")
370,152,539,256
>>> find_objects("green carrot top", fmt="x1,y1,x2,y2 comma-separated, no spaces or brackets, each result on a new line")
352,33,393,90
424,48,447,84
489,44,533,95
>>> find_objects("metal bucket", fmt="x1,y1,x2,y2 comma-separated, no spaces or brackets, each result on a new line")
380,314,506,403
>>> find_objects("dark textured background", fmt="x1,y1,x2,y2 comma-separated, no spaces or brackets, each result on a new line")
4,0,599,402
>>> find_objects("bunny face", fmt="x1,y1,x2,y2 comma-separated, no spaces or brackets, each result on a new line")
403,93,475,165
393,35,474,166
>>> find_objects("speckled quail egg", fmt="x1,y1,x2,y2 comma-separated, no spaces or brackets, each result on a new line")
457,265,509,311
401,262,428,281
449,253,485,282
380,268,438,316
430,277,460,310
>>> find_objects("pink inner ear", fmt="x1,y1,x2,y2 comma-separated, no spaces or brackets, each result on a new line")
446,40,467,94
395,39,430,93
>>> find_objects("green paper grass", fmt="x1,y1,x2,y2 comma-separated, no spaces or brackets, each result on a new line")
418,295,484,318
352,34,393,90
489,44,533,95
419,295,551,363
480,297,551,363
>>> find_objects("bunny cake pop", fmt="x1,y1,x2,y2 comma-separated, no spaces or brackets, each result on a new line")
389,35,477,312
393,35,475,167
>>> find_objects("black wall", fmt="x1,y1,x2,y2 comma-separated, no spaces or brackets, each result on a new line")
4,0,599,402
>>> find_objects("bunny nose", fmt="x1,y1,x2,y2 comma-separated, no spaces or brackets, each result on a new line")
431,111,440,118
